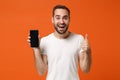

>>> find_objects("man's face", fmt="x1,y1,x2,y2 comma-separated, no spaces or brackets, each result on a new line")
52,9,70,34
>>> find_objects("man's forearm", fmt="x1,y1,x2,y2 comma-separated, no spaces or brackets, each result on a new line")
80,49,92,73
33,48,47,75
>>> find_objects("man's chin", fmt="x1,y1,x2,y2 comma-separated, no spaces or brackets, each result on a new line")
58,31,66,34
57,30,68,34
54,26,68,34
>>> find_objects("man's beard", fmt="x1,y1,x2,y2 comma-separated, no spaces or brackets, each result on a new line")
54,23,68,34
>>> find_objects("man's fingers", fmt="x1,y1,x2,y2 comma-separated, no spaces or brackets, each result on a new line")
28,36,31,39
27,36,31,43
27,39,30,43
80,34,90,51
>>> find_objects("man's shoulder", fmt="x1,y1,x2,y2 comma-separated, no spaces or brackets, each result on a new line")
71,32,84,39
41,33,53,40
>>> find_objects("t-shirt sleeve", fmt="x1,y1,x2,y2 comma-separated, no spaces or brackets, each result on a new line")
78,35,84,54
40,37,47,54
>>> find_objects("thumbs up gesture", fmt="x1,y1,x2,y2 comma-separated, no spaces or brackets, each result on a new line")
81,34,90,52
80,34,92,73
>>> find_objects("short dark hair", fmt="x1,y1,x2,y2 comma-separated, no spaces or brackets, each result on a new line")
52,5,70,17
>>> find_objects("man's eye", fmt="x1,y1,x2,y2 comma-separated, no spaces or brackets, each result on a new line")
63,16,69,20
56,17,60,20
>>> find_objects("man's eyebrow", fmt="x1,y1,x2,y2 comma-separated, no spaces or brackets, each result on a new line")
55,15,69,17
63,15,69,17
55,15,60,17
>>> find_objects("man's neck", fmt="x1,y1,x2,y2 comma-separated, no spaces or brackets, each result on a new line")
54,31,70,39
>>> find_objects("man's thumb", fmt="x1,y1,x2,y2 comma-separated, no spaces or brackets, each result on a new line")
85,34,88,41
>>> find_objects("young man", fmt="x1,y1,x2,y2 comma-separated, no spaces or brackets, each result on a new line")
28,5,92,80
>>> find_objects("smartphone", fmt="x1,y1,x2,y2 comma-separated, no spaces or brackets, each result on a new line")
30,30,39,47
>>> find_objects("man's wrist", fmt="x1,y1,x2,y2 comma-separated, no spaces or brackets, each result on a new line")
33,47,40,52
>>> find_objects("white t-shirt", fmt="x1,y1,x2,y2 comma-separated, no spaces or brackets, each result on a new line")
40,32,84,80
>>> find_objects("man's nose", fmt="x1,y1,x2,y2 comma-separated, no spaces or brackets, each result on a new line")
60,19,64,24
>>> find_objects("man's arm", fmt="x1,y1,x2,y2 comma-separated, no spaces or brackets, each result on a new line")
79,34,92,73
33,48,48,75
28,36,48,75
79,48,92,73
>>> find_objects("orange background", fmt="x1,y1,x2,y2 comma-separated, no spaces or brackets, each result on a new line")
0,0,120,80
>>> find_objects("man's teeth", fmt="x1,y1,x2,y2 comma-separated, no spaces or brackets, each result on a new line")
60,27,64,28
59,26,65,28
